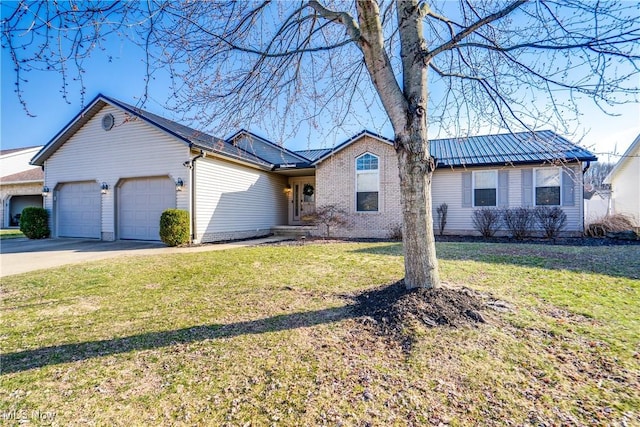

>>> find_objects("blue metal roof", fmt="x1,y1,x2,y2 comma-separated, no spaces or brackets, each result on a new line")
308,129,596,167
431,130,597,167
293,148,332,162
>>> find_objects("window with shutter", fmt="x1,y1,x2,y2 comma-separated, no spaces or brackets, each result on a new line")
535,168,561,206
473,170,498,207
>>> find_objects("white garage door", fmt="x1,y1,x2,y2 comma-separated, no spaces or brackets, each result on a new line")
119,177,176,241
57,182,101,238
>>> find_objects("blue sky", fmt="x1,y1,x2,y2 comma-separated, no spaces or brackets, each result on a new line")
1,4,639,160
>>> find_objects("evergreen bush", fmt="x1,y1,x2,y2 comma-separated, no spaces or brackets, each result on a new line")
159,209,190,246
19,207,50,239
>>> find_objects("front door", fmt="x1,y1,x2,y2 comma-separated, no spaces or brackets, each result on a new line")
291,177,315,224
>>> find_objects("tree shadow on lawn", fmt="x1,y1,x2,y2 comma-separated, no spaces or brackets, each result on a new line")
350,242,640,280
1,282,489,374
1,306,351,375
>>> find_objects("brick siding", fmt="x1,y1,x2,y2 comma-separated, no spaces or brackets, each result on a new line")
314,136,402,238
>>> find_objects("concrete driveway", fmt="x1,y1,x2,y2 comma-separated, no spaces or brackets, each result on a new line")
0,236,286,277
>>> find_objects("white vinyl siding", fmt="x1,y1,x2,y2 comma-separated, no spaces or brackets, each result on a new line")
43,105,190,239
608,142,640,225
0,147,42,177
433,164,583,235
194,156,287,242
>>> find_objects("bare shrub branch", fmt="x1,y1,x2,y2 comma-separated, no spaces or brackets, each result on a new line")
472,208,502,238
302,204,350,239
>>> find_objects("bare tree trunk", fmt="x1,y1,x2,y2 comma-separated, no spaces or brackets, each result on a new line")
396,132,440,289
356,0,440,289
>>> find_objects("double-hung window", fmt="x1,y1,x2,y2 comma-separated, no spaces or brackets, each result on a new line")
535,168,561,205
356,153,379,212
473,171,497,207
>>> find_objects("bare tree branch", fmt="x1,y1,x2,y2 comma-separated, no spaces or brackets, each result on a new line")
424,0,528,61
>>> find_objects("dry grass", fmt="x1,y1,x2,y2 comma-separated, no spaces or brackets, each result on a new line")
585,214,638,237
1,242,638,426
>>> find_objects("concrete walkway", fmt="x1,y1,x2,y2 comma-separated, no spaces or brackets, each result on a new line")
0,236,288,277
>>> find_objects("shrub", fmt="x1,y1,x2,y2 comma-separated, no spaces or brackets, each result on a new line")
472,208,502,237
436,203,448,236
534,206,567,239
19,207,50,239
159,209,190,246
503,207,534,240
585,214,636,237
302,204,350,239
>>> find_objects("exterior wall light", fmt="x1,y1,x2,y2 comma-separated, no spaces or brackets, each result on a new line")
101,182,109,194
42,186,50,197
284,184,292,195
176,177,184,192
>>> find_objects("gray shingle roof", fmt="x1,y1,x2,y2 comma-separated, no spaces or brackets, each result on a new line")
226,130,309,165
31,95,274,169
0,168,44,183
106,98,273,168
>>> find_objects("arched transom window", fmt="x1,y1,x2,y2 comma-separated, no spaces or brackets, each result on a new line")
356,153,379,212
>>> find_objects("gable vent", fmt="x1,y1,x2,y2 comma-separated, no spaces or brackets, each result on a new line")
102,113,115,131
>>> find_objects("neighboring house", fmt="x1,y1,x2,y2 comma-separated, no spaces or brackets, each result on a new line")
583,186,611,226
0,146,44,228
31,94,597,242
603,134,640,226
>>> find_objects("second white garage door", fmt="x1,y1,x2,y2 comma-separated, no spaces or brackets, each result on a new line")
118,177,176,241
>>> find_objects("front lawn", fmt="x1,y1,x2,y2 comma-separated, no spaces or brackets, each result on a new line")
0,229,24,240
1,242,638,425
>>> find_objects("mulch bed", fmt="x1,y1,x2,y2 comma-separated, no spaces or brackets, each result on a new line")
434,235,640,246
268,235,639,247
349,281,507,351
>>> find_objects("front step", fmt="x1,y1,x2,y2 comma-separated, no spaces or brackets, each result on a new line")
271,225,317,238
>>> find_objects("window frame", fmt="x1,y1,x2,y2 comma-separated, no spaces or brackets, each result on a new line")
472,170,498,207
534,167,562,206
355,152,380,213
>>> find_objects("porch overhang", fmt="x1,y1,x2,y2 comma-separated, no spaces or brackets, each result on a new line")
272,164,316,176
